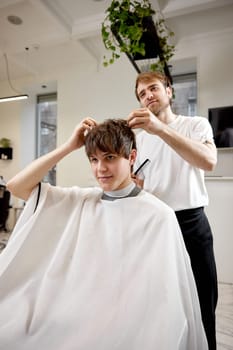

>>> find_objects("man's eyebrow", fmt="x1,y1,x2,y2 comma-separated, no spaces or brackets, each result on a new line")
138,83,160,96
148,83,159,88
138,90,144,96
138,88,145,96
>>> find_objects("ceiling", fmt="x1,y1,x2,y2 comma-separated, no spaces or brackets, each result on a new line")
0,0,233,82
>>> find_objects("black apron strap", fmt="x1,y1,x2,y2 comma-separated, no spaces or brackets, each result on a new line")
34,182,41,213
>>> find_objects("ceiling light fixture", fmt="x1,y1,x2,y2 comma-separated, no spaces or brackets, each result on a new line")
0,53,28,103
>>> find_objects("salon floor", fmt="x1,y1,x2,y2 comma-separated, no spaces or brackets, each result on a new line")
0,229,233,349
217,282,233,350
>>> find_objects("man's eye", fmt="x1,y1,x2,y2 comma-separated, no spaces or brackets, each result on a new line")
106,155,115,160
90,158,98,163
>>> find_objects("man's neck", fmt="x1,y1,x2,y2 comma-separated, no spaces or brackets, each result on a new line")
149,103,177,125
157,108,177,125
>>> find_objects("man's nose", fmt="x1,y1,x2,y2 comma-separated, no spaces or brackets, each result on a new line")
147,92,153,100
98,161,107,171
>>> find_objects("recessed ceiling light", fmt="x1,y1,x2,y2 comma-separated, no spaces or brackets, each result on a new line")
7,15,23,25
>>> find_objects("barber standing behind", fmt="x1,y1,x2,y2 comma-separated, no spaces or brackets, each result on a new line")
127,71,218,350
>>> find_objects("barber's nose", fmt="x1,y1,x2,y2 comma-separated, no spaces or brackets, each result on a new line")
147,92,153,99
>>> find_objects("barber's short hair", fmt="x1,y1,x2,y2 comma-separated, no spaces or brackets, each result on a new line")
135,71,172,100
85,119,136,159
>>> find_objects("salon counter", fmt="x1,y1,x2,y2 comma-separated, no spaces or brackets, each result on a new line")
205,176,233,283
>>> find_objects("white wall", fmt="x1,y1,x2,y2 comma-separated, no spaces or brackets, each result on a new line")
0,81,21,183
56,57,137,187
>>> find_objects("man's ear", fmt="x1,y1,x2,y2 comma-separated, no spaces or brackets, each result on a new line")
129,149,137,165
166,86,173,99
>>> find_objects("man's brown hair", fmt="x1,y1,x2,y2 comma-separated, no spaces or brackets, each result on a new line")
85,119,136,159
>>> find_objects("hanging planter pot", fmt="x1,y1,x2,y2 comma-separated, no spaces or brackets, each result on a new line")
0,138,13,160
101,0,175,77
132,15,161,61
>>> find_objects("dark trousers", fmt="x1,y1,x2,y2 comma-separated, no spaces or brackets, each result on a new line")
175,207,218,350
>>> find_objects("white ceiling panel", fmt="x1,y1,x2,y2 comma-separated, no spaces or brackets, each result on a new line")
0,0,232,81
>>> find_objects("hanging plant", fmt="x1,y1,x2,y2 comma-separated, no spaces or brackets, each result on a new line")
0,138,11,148
101,0,175,73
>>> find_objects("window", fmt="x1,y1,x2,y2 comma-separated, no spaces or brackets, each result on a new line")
37,93,57,185
172,73,197,116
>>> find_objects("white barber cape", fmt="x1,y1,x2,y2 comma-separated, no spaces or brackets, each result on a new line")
0,183,208,350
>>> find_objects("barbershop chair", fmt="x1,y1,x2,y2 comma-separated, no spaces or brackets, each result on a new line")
0,185,11,232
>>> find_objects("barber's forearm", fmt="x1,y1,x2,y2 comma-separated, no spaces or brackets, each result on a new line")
157,125,217,171
7,143,72,201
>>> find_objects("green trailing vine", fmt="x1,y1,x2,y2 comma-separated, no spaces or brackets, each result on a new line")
101,0,175,72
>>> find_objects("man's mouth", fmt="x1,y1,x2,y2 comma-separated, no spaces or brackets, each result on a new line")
147,100,157,107
98,176,112,181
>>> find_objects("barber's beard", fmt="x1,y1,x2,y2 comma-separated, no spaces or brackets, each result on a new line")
149,99,170,117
